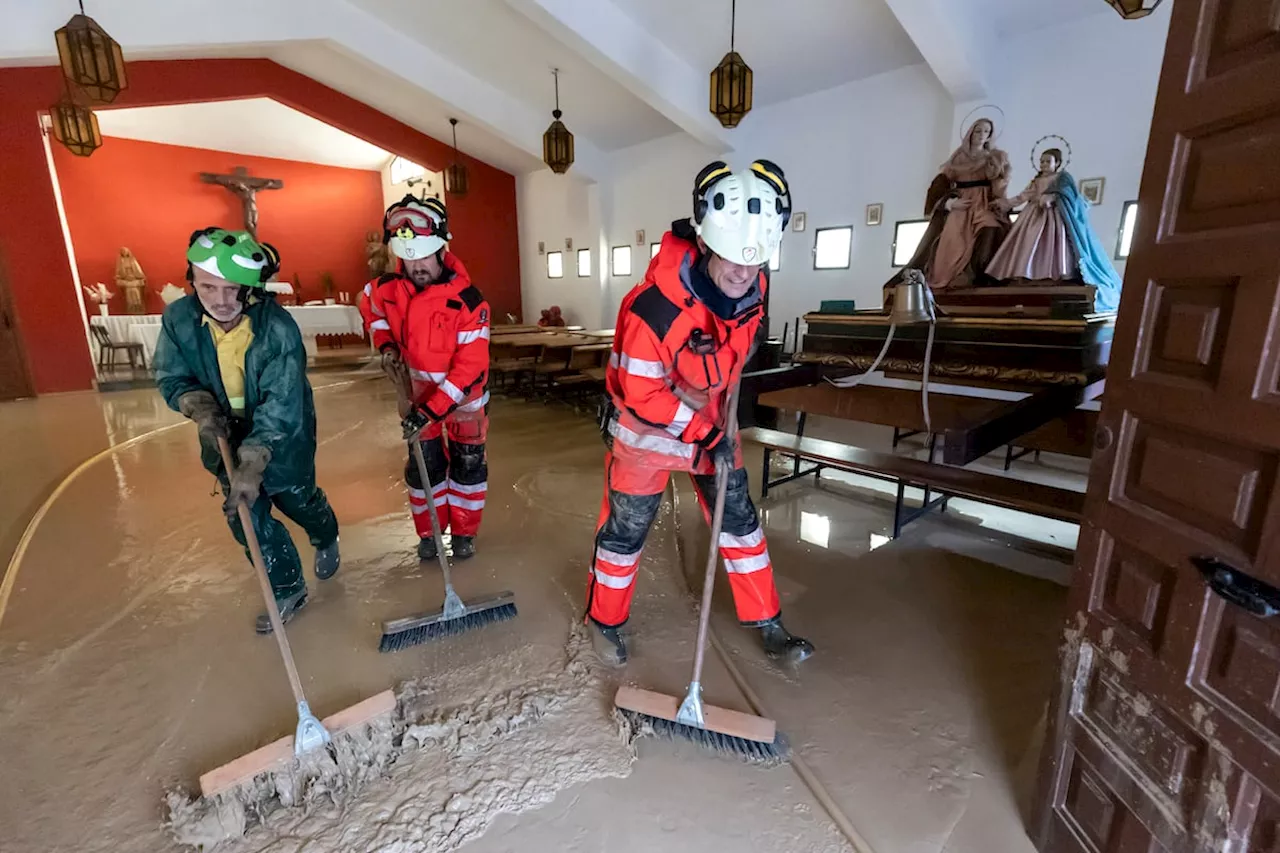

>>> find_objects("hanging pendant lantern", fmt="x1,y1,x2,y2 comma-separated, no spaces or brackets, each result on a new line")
49,88,103,157
1105,0,1164,18
710,0,752,129
542,68,575,175
54,2,128,105
444,118,469,197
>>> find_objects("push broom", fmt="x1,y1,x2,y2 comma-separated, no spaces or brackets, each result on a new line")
200,438,396,799
614,383,786,762
378,367,517,652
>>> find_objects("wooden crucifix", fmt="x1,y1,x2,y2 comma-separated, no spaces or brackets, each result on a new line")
199,166,284,239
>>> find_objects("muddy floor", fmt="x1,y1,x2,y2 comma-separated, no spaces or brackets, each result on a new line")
0,370,1067,853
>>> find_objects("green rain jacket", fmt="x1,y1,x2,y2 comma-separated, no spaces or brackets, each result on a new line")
154,294,319,492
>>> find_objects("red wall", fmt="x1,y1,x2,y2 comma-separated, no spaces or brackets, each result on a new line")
53,138,385,314
0,58,522,394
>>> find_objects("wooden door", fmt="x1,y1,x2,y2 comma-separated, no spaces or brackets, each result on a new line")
1034,1,1280,850
0,248,33,401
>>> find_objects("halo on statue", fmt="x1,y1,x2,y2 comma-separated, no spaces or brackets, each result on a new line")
1030,134,1072,171
959,104,1006,142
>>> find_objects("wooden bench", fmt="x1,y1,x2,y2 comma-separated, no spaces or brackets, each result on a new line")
741,427,1084,538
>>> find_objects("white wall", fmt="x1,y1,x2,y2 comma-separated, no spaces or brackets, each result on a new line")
380,159,444,211
516,8,1171,332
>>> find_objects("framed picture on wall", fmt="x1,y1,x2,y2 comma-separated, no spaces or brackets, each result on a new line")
792,212,807,232
538,241,546,255
636,229,646,245
866,203,884,226
565,237,573,250
1079,177,1105,205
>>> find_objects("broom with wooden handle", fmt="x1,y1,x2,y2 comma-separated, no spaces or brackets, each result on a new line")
377,360,517,651
198,437,396,799
614,380,785,762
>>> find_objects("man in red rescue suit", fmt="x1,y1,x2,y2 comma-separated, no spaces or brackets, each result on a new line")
586,160,815,667
360,195,490,561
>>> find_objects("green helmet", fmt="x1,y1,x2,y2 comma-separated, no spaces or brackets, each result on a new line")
186,228,269,287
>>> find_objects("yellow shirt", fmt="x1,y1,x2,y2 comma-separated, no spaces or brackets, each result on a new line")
204,315,255,414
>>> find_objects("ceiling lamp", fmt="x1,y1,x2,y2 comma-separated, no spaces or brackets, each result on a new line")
49,90,103,157
710,0,752,129
54,1,128,104
1105,0,1164,18
542,68,574,175
445,118,469,198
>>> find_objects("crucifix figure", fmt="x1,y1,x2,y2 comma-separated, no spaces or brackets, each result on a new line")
199,166,284,238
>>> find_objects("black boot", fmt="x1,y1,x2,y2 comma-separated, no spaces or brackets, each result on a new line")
589,620,628,667
417,537,437,560
314,538,340,580
451,536,476,560
256,589,309,635
759,615,814,664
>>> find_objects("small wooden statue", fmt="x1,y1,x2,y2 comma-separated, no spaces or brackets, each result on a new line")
366,229,395,278
115,247,148,314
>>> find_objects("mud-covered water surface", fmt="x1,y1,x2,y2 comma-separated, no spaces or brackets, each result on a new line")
1,383,1065,853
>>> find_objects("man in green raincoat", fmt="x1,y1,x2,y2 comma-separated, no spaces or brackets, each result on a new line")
155,227,340,633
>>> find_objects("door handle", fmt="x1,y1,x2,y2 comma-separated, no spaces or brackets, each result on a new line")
1192,556,1280,618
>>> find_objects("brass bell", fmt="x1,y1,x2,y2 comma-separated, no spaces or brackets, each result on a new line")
888,268,936,325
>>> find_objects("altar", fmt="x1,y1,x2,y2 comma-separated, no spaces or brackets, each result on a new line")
89,304,366,367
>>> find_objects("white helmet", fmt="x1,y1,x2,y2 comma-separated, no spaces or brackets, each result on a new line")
384,195,451,261
693,160,791,266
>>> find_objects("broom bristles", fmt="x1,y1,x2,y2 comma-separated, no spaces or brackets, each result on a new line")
619,708,790,765
379,601,517,652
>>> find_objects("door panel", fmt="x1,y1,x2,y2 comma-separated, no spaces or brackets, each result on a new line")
0,247,33,401
1035,1,1280,850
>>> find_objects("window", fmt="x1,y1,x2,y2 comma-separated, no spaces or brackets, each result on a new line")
891,220,929,267
576,248,591,277
1116,200,1139,259
388,156,424,186
813,226,853,270
612,245,632,277
650,242,661,259
768,245,780,271
1009,211,1020,223
547,251,563,279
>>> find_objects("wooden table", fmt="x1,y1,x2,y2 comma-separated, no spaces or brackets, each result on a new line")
748,310,1112,466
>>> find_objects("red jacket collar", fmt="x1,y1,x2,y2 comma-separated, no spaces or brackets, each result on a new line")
393,251,472,290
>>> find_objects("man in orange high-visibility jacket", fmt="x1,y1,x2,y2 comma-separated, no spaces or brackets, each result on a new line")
587,160,814,667
360,195,490,561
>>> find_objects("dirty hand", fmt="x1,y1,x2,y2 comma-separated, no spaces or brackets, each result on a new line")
177,390,229,442
223,444,271,519
401,404,436,441
706,430,737,471
380,344,403,377
945,198,971,211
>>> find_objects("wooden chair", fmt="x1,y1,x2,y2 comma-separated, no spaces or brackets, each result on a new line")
90,323,146,373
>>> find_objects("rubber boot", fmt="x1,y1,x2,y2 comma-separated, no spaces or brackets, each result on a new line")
589,620,627,667
417,537,437,561
452,536,476,560
315,538,341,580
256,588,309,635
759,615,815,664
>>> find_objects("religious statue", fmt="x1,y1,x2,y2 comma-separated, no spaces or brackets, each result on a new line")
365,229,394,277
199,166,284,238
986,136,1123,312
114,247,147,314
887,109,1012,293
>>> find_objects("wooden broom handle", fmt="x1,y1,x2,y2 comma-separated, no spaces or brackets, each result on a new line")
688,380,741,688
216,436,309,706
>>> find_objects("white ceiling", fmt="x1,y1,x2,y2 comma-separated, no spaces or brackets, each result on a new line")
971,0,1110,36
350,0,680,152
95,98,393,170
612,0,923,106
